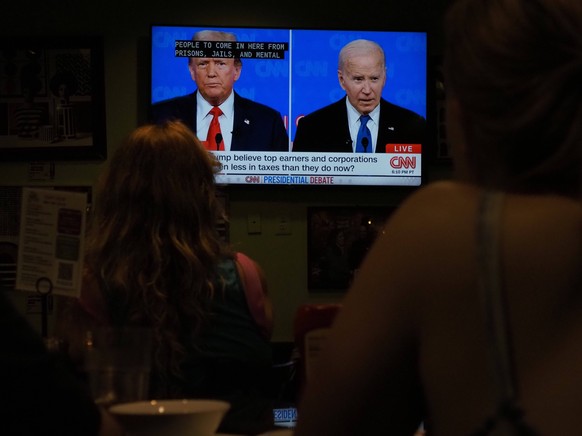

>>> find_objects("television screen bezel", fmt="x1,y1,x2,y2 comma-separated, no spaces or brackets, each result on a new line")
148,23,434,191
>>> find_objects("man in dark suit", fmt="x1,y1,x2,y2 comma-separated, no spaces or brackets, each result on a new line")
292,39,426,153
151,30,289,152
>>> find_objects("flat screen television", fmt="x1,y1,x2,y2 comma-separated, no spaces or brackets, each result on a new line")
150,25,428,187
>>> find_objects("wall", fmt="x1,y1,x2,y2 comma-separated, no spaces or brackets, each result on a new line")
0,0,452,341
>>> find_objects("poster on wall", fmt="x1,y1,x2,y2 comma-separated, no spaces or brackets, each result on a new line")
15,187,87,297
1,185,92,291
0,36,107,161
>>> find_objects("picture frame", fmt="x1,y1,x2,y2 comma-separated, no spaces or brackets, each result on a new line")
307,206,395,292
0,36,107,161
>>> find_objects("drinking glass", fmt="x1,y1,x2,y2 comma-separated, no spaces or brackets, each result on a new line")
83,327,153,407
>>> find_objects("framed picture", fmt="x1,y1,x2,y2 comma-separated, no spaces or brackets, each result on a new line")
307,206,395,292
0,36,107,161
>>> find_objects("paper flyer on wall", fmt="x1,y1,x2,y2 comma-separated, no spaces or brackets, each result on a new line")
16,187,87,297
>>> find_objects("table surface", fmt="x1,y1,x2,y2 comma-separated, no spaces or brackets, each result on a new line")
217,429,294,436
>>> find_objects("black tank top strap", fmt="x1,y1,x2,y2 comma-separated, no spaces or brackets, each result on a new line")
472,190,539,436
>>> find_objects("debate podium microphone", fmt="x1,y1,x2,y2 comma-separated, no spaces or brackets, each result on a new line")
215,133,223,150
361,137,369,152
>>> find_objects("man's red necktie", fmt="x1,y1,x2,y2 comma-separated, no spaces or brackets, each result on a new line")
205,106,224,151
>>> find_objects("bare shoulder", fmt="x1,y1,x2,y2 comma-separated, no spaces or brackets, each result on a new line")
399,180,477,208
504,193,582,272
385,181,478,240
349,182,479,300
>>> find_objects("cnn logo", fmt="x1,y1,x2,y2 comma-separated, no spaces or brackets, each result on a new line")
390,156,417,169
245,176,261,183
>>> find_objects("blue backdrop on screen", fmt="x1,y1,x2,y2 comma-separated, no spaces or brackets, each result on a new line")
151,26,427,146
150,26,290,118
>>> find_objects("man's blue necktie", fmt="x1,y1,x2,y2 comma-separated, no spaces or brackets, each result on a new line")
356,114,372,153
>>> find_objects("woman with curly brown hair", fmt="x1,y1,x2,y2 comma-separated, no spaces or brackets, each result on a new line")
59,120,274,434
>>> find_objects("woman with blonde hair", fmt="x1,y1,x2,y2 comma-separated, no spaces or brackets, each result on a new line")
294,0,582,434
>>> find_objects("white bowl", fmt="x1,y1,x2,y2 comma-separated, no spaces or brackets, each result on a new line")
109,399,230,436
